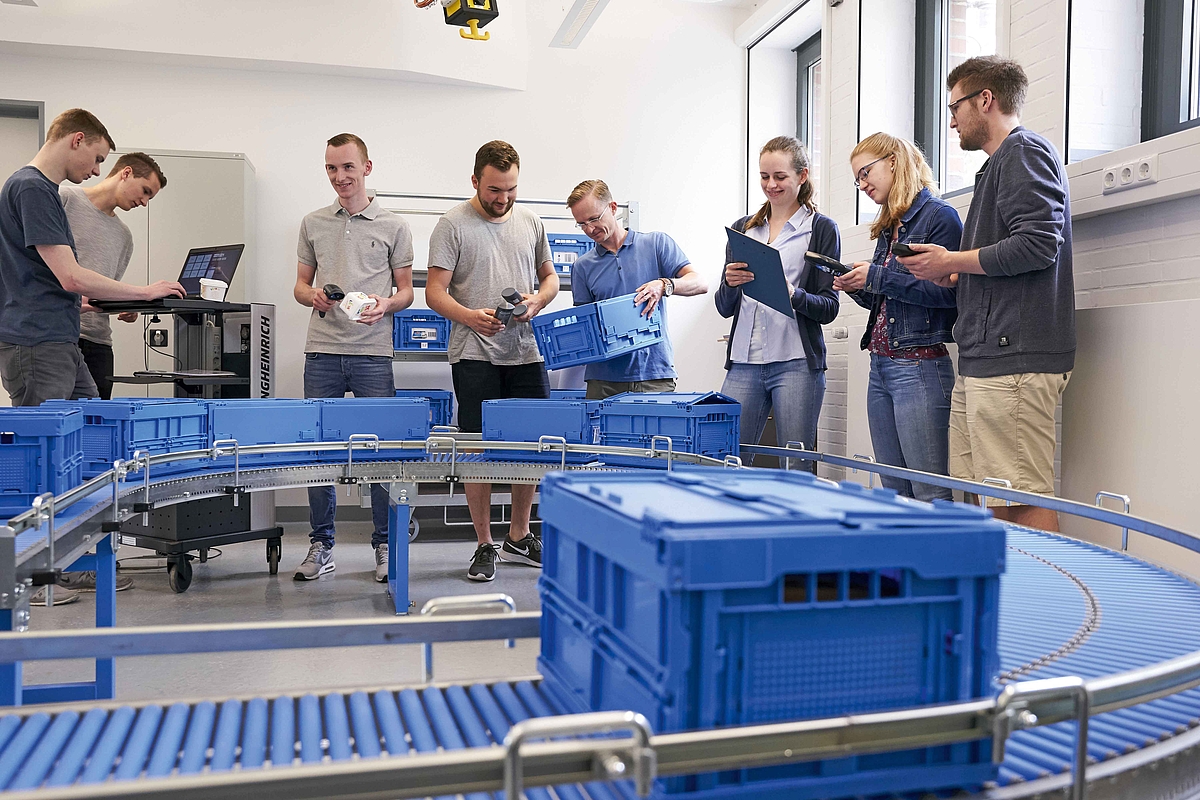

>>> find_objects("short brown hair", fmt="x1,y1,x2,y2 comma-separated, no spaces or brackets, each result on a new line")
47,108,115,150
326,133,369,163
107,152,167,188
473,140,520,179
567,179,613,207
946,56,1028,115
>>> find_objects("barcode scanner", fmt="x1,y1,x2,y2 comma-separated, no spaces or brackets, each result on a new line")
319,284,345,318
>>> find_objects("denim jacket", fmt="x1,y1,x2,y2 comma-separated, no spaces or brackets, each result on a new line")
849,187,962,351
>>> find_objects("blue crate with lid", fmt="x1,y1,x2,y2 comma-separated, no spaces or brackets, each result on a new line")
531,293,663,370
598,391,740,461
317,397,430,462
548,389,587,400
481,398,600,462
393,308,450,352
44,398,209,478
536,467,1006,800
394,389,455,428
549,233,593,277
0,408,85,518
207,399,320,466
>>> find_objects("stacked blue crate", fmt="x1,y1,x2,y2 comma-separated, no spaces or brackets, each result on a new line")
393,309,450,352
0,408,85,518
548,233,593,279
44,398,209,478
317,397,431,461
548,389,587,400
598,392,740,462
531,293,663,369
537,468,1006,800
480,399,600,462
394,389,455,428
207,400,320,466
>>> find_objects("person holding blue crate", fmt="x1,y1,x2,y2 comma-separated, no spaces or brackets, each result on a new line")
292,133,415,584
715,136,840,469
832,132,962,503
565,180,708,400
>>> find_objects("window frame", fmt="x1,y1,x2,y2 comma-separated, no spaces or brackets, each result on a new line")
1143,0,1200,140
795,32,822,147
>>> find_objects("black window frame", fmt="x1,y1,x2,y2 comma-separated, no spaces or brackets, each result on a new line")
913,0,944,181
795,32,822,147
1142,0,1200,140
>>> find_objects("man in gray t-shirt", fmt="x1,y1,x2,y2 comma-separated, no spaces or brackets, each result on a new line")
426,140,558,583
292,133,415,585
62,152,167,400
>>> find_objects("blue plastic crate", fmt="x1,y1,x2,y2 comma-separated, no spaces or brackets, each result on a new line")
317,397,430,462
45,398,209,478
207,400,320,466
0,408,85,518
481,399,599,462
394,389,455,428
598,391,740,461
548,389,587,400
548,233,593,277
531,293,663,369
393,308,450,352
537,468,1006,800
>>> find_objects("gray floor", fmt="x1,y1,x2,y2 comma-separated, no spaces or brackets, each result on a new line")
23,522,543,702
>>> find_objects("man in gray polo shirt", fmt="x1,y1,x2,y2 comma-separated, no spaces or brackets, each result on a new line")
292,133,415,583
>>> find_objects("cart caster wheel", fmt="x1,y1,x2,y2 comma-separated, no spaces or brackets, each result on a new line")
167,557,193,593
409,516,420,543
267,539,281,575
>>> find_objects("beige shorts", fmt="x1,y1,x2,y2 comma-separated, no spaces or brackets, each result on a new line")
948,371,1070,507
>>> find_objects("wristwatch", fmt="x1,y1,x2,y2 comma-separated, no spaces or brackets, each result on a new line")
661,278,675,297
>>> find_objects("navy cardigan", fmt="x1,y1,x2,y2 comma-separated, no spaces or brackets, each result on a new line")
715,212,841,371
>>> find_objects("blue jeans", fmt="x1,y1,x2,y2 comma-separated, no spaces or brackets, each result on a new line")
867,354,955,502
721,360,825,469
304,353,395,548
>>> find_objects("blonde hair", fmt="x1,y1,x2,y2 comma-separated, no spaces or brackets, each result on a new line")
851,132,937,241
747,136,817,231
566,179,613,208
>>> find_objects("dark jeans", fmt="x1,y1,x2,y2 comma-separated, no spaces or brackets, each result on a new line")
867,354,955,502
79,338,115,400
0,340,98,406
450,359,550,433
304,353,395,548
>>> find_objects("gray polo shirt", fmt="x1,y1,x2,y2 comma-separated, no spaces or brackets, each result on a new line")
427,202,551,366
298,197,414,357
60,186,134,347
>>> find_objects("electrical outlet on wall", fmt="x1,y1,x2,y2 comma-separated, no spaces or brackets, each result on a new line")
1102,154,1159,195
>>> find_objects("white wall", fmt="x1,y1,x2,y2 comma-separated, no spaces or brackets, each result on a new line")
0,0,747,403
748,45,799,205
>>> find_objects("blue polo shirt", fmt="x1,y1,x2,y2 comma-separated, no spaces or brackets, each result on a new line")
571,229,689,382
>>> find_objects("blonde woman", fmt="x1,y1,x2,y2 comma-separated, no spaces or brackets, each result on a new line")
833,132,962,501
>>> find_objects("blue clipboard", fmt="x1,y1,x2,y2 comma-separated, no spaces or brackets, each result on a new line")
725,227,796,319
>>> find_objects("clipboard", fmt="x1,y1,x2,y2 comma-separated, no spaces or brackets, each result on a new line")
725,227,797,319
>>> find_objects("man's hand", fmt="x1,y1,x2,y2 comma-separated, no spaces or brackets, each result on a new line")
80,297,99,313
898,243,956,282
311,286,336,314
118,312,139,323
466,308,505,337
724,262,753,287
356,295,389,326
633,279,667,317
513,292,545,323
140,280,186,301
832,262,870,293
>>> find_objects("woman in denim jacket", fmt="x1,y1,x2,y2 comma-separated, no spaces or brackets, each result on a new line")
833,132,962,501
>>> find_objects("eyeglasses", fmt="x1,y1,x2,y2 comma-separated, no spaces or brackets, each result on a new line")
574,208,607,230
948,88,986,118
852,156,888,190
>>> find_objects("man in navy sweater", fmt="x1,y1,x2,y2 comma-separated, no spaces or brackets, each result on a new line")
902,56,1075,532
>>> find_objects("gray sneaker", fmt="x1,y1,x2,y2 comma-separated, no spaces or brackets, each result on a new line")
375,544,389,583
58,571,135,592
294,542,335,581
30,586,80,606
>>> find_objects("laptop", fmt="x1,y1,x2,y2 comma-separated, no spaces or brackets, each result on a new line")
177,244,245,298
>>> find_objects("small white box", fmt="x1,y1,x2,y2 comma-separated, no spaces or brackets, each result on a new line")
198,278,228,302
339,291,377,321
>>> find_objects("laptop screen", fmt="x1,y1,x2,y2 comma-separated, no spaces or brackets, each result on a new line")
178,244,245,296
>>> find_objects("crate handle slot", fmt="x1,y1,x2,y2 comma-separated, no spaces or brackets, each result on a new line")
420,593,516,682
538,436,569,470
504,710,656,799
648,436,674,471
1095,491,1132,550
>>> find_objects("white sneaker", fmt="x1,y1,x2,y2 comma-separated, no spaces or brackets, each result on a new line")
375,544,389,583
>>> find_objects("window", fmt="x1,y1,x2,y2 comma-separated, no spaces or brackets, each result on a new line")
1066,0,1143,162
796,33,823,209
1143,0,1200,140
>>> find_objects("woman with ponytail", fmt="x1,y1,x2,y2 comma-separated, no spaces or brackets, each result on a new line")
833,132,962,501
715,136,840,465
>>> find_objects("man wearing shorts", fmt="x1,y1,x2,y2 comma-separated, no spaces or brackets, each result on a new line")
425,140,559,581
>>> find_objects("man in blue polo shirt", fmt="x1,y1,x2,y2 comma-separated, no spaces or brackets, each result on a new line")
566,180,707,400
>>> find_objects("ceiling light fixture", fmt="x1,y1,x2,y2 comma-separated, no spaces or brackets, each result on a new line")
550,0,612,49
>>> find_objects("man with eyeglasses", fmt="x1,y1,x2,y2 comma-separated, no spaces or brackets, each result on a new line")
565,179,707,400
900,55,1075,533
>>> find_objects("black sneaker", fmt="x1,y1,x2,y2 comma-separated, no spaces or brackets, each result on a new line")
467,543,498,582
500,534,542,567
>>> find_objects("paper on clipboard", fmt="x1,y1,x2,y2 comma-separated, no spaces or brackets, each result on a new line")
725,227,797,319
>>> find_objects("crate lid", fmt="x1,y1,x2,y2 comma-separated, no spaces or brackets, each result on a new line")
45,398,208,419
599,391,738,408
0,407,84,435
539,467,1006,583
